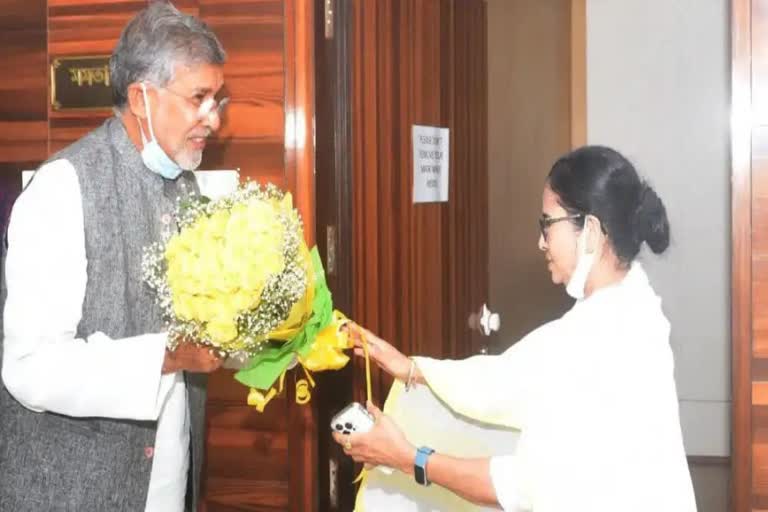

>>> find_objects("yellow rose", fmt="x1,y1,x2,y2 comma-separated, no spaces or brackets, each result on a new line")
207,318,238,345
207,209,230,238
172,291,195,320
161,190,308,351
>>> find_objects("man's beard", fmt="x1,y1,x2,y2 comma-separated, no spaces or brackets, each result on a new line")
175,148,203,171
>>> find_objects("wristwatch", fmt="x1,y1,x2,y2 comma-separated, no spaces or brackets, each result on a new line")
414,446,435,486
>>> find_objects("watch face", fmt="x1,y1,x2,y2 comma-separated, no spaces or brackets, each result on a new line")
414,465,427,486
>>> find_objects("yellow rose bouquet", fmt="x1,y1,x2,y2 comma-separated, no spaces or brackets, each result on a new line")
142,182,352,411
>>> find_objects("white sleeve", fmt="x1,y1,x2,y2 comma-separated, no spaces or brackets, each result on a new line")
489,455,528,512
1,159,175,420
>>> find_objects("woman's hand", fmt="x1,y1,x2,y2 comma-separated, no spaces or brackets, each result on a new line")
333,401,415,475
346,323,413,383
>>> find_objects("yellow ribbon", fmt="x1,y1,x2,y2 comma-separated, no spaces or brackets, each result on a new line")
248,311,352,411
352,327,374,484
295,366,316,405
358,328,372,404
247,387,277,413
299,310,353,372
247,370,288,412
249,320,376,484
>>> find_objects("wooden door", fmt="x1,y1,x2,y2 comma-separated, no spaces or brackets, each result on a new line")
320,1,490,509
350,0,488,397
732,0,768,510
0,1,318,510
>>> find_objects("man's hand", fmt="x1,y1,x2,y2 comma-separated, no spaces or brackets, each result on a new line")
162,341,223,374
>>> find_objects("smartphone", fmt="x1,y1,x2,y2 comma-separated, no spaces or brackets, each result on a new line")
331,402,395,475
330,402,375,435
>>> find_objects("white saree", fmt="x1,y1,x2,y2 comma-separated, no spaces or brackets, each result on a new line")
356,264,696,512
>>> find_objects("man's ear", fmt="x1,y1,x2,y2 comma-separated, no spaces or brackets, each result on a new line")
126,82,147,120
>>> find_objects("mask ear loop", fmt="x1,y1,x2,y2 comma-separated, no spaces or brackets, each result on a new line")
139,82,157,143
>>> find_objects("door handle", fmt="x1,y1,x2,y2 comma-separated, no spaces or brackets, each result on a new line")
469,303,500,354
479,303,500,336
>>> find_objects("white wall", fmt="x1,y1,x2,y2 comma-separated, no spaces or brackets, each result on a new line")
586,0,731,456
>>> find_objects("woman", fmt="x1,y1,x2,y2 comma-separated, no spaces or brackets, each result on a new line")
334,146,696,511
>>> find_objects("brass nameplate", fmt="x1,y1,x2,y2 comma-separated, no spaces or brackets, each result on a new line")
50,56,113,111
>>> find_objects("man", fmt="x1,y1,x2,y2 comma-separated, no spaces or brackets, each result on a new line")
0,3,228,510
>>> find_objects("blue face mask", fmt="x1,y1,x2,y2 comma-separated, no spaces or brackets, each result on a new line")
138,83,183,180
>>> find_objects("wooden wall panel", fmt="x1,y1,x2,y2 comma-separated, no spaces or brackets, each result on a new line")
0,164,27,238
569,0,587,148
351,0,488,408
45,0,287,184
200,0,285,184
47,0,199,151
0,1,47,163
283,0,318,509
753,0,768,125
733,0,768,509
753,128,768,365
732,0,753,508
754,124,768,508
203,371,292,512
1,1,319,510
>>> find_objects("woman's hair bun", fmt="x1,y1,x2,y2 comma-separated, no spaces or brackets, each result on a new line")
634,185,670,254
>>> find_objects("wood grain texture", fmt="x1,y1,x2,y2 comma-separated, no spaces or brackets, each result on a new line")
568,0,586,148
200,0,285,182
45,0,286,185
733,0,762,509
0,1,47,162
753,0,768,125
0,163,28,237
312,0,357,508
351,0,488,406
1,1,319,510
282,1,319,510
732,0,751,508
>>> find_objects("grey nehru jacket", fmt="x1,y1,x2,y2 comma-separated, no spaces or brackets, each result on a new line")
0,117,208,511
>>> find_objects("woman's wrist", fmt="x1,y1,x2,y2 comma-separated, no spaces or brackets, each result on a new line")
396,442,417,475
402,358,426,388
393,355,412,383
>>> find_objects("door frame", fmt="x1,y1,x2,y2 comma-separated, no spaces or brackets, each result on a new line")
731,0,751,510
285,0,322,509
314,0,356,510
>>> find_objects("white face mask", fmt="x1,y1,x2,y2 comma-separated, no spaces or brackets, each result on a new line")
138,83,184,180
565,219,597,299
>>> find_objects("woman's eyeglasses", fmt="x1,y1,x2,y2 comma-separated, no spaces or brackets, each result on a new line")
538,214,583,240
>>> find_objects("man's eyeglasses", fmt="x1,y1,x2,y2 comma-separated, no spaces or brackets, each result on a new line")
161,86,230,120
538,214,584,240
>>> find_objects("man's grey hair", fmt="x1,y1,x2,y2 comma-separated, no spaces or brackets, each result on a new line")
110,1,226,109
